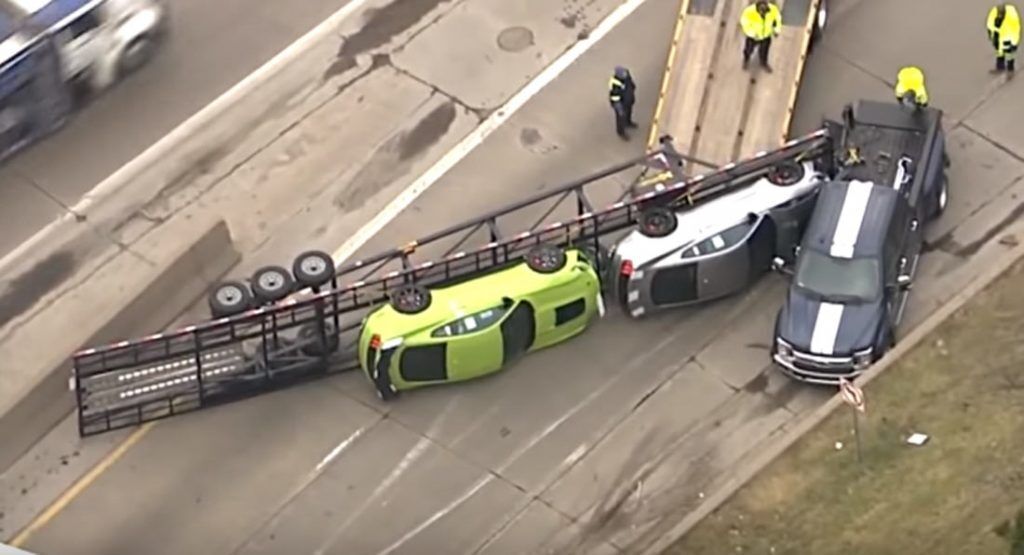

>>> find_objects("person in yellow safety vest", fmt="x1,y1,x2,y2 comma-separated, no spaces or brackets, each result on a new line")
987,3,1021,73
740,0,782,72
608,66,637,140
895,66,929,109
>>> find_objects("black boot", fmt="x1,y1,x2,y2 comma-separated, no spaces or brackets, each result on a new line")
993,56,1006,73
1008,58,1016,74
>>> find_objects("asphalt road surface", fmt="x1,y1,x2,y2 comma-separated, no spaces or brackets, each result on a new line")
9,0,1024,553
0,0,352,258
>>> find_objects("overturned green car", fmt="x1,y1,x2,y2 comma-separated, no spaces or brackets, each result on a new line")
358,244,605,400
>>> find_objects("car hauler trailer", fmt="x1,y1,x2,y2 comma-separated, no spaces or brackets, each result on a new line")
70,128,840,436
648,0,826,167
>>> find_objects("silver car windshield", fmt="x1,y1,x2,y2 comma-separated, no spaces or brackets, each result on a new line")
794,249,882,302
681,219,755,259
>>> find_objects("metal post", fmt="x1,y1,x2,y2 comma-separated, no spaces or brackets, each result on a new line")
193,331,205,405
852,405,863,464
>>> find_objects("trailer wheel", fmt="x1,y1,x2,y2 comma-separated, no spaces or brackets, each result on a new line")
297,322,340,356
292,250,335,289
251,266,295,304
119,34,157,76
637,207,678,238
767,161,806,186
390,284,432,314
809,0,828,52
209,280,253,318
525,244,567,274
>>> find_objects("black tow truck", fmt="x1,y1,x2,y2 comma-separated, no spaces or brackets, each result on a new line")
771,99,950,383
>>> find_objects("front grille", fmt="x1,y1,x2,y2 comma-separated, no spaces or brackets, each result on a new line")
791,350,853,371
778,349,863,383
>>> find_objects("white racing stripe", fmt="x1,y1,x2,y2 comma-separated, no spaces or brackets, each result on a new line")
828,179,874,259
809,302,844,355
330,0,651,265
812,180,877,353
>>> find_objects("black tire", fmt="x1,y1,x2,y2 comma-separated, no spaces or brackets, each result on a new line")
390,284,432,314
767,161,806,186
525,244,568,274
372,352,399,401
809,0,827,52
209,280,253,318
119,35,157,76
251,266,295,304
637,207,678,238
875,327,896,360
375,382,399,401
292,250,335,289
932,174,949,219
297,322,339,357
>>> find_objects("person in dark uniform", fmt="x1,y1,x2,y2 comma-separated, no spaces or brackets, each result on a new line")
609,66,637,139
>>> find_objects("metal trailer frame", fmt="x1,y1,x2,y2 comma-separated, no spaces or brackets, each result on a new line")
71,129,837,436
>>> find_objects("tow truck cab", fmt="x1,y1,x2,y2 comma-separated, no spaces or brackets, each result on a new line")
771,99,948,384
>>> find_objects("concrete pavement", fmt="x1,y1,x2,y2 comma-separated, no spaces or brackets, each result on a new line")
7,0,1024,553
0,0,353,258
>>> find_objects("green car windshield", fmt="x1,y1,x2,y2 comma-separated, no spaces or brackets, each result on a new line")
431,305,508,338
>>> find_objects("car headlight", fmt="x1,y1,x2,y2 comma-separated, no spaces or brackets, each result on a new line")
775,338,794,358
853,347,873,369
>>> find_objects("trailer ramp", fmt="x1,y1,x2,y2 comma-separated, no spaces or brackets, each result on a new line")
650,0,823,166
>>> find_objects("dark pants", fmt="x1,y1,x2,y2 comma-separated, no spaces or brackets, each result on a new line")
612,99,635,136
996,45,1017,71
993,32,1017,71
743,37,771,66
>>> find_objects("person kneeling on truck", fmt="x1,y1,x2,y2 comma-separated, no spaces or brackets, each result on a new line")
895,65,929,109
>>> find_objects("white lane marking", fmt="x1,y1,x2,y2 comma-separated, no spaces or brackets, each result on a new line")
315,426,367,473
562,443,589,470
313,400,457,554
330,0,651,265
377,475,493,555
809,302,844,355
829,180,873,259
0,0,377,273
228,421,374,555
375,319,693,553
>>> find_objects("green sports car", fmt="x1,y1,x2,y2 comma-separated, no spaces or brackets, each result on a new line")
358,244,605,400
